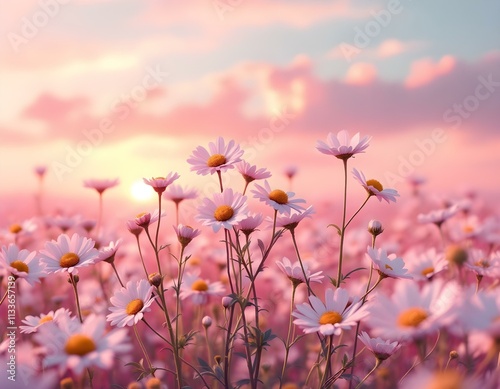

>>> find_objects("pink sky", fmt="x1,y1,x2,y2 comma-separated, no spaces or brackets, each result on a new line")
1,0,500,222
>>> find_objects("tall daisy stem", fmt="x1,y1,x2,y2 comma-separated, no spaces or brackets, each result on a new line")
355,359,381,389
336,159,349,287
319,335,334,389
279,284,298,388
133,323,155,377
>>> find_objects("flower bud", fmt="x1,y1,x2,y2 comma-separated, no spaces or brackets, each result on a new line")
148,272,162,287
368,219,384,236
222,296,233,309
60,377,75,389
449,350,459,359
145,377,161,389
202,315,212,328
446,245,468,267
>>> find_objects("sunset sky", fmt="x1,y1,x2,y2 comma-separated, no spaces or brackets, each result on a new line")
1,0,500,221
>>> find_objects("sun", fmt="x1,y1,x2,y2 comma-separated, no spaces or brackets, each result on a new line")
130,180,154,202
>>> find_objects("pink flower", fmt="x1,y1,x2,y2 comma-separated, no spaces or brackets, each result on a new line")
143,172,180,194
196,188,248,233
292,288,366,336
0,244,45,285
39,233,99,275
236,213,264,235
83,178,120,194
417,204,459,226
107,279,156,327
187,137,244,176
164,184,198,204
252,180,306,215
174,224,201,247
405,248,448,281
316,130,371,160
133,209,165,228
180,271,226,305
236,161,272,184
97,239,122,263
21,308,73,334
274,206,315,230
366,247,412,279
35,313,131,375
276,257,323,286
352,168,399,203
358,331,401,361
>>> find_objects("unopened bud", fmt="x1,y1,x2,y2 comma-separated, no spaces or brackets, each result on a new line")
449,350,459,359
214,355,222,365
222,296,233,309
145,377,161,389
148,272,162,287
368,219,384,236
202,315,212,328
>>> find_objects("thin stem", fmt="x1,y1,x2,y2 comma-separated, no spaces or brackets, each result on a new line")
0,289,8,306
142,318,171,344
70,274,83,323
337,158,349,287
290,229,315,296
133,323,155,377
355,359,381,389
155,193,162,258
217,170,224,193
96,193,103,237
279,284,298,388
110,262,125,288
145,227,162,276
344,195,370,230
135,235,149,278
319,335,334,389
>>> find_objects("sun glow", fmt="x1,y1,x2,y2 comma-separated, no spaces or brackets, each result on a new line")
130,180,154,202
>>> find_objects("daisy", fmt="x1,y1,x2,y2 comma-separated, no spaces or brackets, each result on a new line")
83,178,120,194
417,204,459,226
126,219,143,236
274,206,315,231
252,180,306,215
20,308,73,334
276,257,324,286
164,184,198,204
196,188,248,233
401,368,480,389
143,172,180,194
4,218,37,237
39,233,99,275
352,168,399,203
284,165,298,180
236,213,264,235
366,246,412,280
107,279,156,327
174,224,201,248
358,331,401,361
405,248,448,281
236,161,272,190
292,288,366,336
0,244,45,285
133,209,165,228
464,250,500,279
46,215,81,232
367,279,455,341
316,130,371,160
180,271,226,305
187,137,244,176
96,239,122,264
35,313,131,375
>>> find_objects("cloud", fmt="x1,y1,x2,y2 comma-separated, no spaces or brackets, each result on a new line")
405,55,457,88
344,62,377,85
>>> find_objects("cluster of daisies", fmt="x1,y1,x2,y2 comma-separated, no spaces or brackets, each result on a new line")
1,131,499,389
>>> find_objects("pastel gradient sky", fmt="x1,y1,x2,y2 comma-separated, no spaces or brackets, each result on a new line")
1,0,500,219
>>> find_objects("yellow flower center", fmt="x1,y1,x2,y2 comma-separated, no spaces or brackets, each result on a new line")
282,384,299,389
269,189,289,204
155,176,165,180
384,264,393,271
421,266,435,276
366,179,384,192
60,252,80,268
475,260,490,268
191,279,209,292
207,154,227,168
427,370,463,389
9,224,22,234
10,260,29,273
397,307,428,327
319,311,343,325
136,212,147,218
214,205,234,221
145,377,162,389
463,225,474,233
126,299,144,315
64,334,97,356
39,315,54,324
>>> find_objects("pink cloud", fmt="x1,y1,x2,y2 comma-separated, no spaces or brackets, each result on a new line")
377,39,407,58
405,55,457,88
344,63,377,85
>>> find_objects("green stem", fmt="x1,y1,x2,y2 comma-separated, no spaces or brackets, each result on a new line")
133,323,155,377
279,284,297,388
344,195,370,230
111,262,125,288
135,235,149,278
319,335,334,388
337,159,349,287
355,359,381,389
290,229,315,296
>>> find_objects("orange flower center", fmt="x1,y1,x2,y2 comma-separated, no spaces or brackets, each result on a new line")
421,266,435,276
384,264,394,271
126,299,144,315
191,279,209,292
214,205,234,221
64,334,97,356
60,252,80,268
136,212,147,218
427,370,463,389
207,154,227,168
319,311,342,325
39,315,53,324
397,307,428,327
269,189,289,204
475,260,490,268
10,260,29,273
9,224,22,234
155,176,165,180
366,179,383,192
